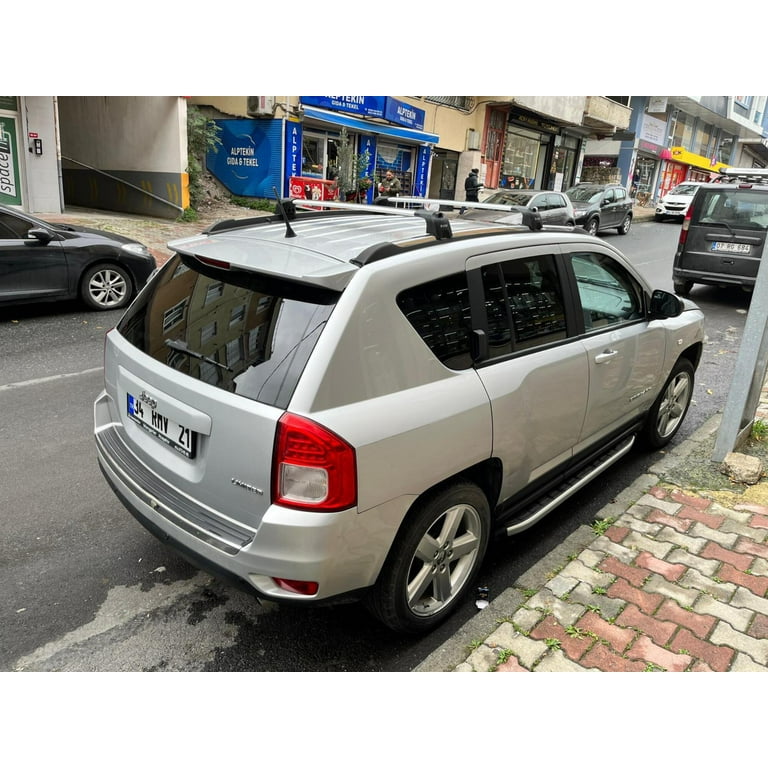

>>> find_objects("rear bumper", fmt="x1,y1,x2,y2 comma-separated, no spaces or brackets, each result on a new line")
673,266,755,288
94,391,405,604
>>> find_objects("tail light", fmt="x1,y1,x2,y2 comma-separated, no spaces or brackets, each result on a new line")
273,413,357,512
678,207,692,249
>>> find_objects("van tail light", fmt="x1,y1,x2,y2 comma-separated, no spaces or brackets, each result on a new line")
273,413,357,512
678,208,692,249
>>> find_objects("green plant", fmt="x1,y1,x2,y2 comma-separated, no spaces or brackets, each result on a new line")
544,638,562,650
231,196,276,213
336,127,370,200
495,648,514,664
751,419,768,442
186,105,223,212
591,517,616,536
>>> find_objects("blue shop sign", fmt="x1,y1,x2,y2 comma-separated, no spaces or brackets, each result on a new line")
300,96,386,119
384,98,425,131
207,119,283,198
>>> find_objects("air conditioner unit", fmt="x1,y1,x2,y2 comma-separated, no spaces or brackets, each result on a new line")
247,96,275,116
466,128,480,151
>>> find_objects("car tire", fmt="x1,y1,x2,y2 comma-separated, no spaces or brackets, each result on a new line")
364,481,490,634
81,263,133,310
673,280,693,297
640,358,695,450
617,214,632,235
585,217,599,236
654,214,664,222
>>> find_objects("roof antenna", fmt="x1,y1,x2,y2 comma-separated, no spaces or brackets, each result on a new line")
272,186,297,238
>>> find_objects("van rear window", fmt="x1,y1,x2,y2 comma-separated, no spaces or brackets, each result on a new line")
696,189,768,231
117,254,337,409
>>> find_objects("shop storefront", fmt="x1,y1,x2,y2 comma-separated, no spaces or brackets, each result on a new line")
497,110,578,191
659,146,727,198
297,97,439,202
205,97,438,204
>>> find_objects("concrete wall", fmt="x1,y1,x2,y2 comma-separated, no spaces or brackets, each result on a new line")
57,96,189,218
19,97,61,213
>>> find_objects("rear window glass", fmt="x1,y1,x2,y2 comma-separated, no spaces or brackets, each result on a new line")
117,254,337,409
695,188,768,231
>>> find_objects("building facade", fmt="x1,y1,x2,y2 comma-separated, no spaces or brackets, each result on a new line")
3,95,767,217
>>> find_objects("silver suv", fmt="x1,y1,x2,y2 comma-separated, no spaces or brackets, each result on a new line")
94,201,705,633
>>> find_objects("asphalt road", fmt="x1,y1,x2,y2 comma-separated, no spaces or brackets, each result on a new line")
0,219,752,671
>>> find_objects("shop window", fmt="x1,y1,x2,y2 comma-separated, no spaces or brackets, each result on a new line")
502,130,539,189
376,143,413,195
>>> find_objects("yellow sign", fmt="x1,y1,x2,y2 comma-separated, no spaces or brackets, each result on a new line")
670,146,728,173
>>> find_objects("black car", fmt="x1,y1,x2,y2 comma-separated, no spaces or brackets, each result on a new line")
565,183,634,236
0,204,156,311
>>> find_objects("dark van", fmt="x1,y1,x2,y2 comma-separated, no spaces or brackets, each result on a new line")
673,168,768,296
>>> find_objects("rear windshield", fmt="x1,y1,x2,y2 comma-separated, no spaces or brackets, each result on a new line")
117,254,337,409
695,188,768,231
669,183,700,196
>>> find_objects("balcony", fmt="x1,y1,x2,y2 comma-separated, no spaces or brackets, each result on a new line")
582,97,631,133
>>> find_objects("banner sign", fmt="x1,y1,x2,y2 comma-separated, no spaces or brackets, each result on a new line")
300,96,425,131
414,145,431,197
0,116,21,205
300,96,386,119
206,119,283,198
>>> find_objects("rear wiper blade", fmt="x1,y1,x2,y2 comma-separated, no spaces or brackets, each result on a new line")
164,339,232,371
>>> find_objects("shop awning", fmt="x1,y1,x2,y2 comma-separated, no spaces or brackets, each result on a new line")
302,106,439,145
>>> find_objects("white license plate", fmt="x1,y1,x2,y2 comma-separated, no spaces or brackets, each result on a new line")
127,393,196,458
711,241,751,254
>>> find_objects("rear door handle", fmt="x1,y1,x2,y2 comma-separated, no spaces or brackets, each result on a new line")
595,349,619,364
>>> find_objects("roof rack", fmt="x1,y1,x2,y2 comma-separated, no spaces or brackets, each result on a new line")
715,167,768,184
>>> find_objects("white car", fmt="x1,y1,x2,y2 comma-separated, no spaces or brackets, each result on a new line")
655,181,705,221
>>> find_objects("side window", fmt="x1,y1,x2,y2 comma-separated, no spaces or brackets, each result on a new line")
549,194,565,210
480,253,566,358
570,252,644,330
604,189,615,204
532,194,548,211
0,212,33,239
616,188,626,202
397,272,473,370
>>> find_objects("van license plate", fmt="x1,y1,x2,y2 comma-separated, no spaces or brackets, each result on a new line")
711,242,751,254
127,393,196,458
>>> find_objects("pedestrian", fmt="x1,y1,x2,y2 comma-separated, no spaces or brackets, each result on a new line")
631,167,641,196
464,168,482,202
378,170,401,197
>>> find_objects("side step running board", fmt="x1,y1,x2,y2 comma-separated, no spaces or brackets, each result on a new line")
505,435,635,536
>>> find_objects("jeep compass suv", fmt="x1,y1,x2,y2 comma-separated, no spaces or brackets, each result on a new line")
94,199,704,633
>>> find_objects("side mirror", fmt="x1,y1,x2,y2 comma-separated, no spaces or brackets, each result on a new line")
27,227,53,244
649,289,683,319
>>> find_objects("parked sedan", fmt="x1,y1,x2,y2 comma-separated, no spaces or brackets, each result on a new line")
460,189,575,226
565,183,633,235
0,205,156,311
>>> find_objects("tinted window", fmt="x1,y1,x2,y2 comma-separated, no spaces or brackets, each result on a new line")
695,188,768,231
480,253,566,357
0,212,33,239
570,252,644,329
117,254,337,409
397,272,472,370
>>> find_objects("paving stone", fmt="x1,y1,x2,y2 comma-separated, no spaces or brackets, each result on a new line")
654,527,708,553
546,574,579,598
665,548,720,576
730,585,768,615
484,623,547,670
559,559,614,589
655,600,716,639
730,653,768,671
679,568,738,602
689,522,740,548
643,573,700,606
695,595,754,633
626,636,692,671
710,621,768,665
590,538,636,563
568,583,625,620
622,530,675,559
635,494,682,516
534,649,593,672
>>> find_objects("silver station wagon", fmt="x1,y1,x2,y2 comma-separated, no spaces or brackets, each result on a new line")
94,200,705,633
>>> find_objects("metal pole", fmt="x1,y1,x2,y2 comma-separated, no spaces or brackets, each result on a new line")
712,238,768,462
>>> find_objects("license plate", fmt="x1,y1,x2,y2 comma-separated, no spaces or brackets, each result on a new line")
127,393,196,458
711,241,751,254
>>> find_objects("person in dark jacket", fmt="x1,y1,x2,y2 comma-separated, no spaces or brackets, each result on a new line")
465,168,482,202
